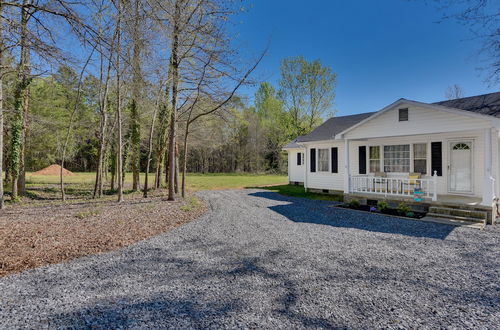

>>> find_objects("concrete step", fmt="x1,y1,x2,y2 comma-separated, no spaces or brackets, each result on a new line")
420,216,485,229
428,206,487,220
426,212,485,223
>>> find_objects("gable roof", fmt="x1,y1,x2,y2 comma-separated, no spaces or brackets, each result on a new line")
433,92,500,118
296,112,375,142
283,136,304,149
285,92,500,145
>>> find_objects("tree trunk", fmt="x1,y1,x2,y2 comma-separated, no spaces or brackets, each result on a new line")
116,0,124,202
167,1,180,201
0,1,4,208
130,0,141,191
60,48,94,201
10,0,30,200
181,123,189,198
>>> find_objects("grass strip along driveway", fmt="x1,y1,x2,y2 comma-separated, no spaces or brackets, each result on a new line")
1,189,498,328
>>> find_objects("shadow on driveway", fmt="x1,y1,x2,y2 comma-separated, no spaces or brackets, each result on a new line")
249,191,456,240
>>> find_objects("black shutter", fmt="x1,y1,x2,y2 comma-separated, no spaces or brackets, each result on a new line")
331,147,338,173
431,142,442,176
310,148,316,172
296,152,301,166
359,146,366,174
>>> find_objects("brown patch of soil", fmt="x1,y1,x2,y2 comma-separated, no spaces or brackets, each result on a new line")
33,164,74,176
0,192,207,277
33,164,75,175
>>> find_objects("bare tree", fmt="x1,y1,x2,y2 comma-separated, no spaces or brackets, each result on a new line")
434,0,499,85
115,0,124,202
59,47,95,201
445,84,466,99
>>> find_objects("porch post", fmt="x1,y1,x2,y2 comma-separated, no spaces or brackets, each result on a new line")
304,145,308,191
344,139,350,193
482,127,493,205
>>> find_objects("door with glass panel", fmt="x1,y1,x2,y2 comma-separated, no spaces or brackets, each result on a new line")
448,140,473,193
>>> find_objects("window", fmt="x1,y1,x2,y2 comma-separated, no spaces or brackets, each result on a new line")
369,146,380,172
413,143,427,174
384,145,410,172
296,152,302,166
399,108,409,121
317,149,329,172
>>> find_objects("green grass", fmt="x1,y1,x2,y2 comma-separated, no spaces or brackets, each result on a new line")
24,172,287,193
256,184,344,202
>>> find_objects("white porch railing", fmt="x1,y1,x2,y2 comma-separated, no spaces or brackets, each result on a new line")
349,171,438,201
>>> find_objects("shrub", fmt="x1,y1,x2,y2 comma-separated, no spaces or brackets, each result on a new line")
347,199,360,209
397,202,412,215
376,201,389,212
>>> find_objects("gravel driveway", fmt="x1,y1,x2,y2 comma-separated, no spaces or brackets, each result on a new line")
1,189,499,329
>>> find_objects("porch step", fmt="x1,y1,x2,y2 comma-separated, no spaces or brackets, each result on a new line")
426,213,485,223
426,206,487,228
428,206,487,221
420,216,486,229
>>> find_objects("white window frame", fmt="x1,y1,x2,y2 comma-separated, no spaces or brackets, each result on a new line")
317,148,329,172
383,144,411,173
369,146,381,173
413,143,427,174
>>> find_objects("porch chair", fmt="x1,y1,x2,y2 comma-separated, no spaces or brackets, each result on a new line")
403,172,421,193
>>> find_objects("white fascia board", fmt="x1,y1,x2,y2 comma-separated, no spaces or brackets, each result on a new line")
337,98,500,138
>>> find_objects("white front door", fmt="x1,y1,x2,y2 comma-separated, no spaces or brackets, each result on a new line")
448,140,473,193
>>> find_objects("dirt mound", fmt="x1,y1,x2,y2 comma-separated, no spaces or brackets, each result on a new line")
33,164,74,176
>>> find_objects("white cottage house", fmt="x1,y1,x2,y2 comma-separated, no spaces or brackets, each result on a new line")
284,92,500,226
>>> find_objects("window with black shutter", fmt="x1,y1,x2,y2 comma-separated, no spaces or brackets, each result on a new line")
296,152,302,166
431,142,442,176
331,147,338,173
359,146,367,174
310,148,316,172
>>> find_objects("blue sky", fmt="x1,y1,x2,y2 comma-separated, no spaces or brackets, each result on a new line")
233,0,497,116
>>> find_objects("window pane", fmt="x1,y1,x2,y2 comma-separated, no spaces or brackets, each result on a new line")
369,146,380,159
384,144,410,172
414,159,427,174
413,143,426,158
370,160,380,172
318,149,329,172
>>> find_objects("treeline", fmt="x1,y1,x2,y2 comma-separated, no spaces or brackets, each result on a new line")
0,0,336,206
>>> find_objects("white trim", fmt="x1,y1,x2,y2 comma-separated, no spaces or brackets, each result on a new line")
337,99,500,139
447,139,474,195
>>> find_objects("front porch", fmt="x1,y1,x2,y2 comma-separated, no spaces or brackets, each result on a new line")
343,191,491,225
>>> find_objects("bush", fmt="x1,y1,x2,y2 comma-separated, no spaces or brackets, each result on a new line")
347,199,360,209
397,202,412,215
376,201,389,212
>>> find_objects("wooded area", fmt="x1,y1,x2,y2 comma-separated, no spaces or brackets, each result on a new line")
0,0,337,206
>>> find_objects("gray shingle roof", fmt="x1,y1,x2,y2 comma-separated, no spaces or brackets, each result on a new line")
296,112,375,142
283,136,304,149
433,92,500,118
285,92,500,145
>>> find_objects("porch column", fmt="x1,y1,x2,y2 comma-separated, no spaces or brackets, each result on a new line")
482,127,493,205
304,145,308,190
344,139,350,193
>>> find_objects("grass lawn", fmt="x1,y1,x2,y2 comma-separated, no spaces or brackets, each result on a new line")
19,172,288,204
256,184,344,202
25,172,288,190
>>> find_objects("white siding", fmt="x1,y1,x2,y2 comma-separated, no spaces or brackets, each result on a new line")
288,150,305,183
304,129,495,198
304,141,345,191
344,105,491,140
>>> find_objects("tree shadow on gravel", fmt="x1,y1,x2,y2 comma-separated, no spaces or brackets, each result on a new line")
41,245,344,329
249,191,456,240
